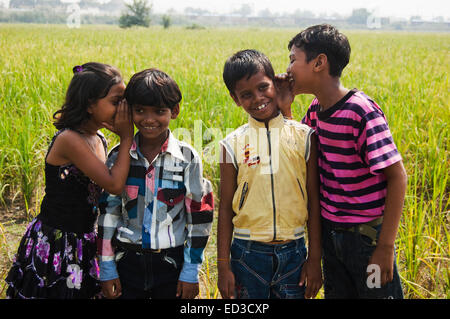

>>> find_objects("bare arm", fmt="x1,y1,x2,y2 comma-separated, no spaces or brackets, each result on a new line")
299,133,323,298
305,133,321,262
50,101,133,195
369,160,407,285
217,145,238,299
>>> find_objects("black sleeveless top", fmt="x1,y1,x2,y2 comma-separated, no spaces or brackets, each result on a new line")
37,129,107,234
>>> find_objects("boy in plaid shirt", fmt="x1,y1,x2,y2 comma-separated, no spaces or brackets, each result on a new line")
97,69,214,299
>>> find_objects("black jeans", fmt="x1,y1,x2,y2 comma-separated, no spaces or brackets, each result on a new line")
116,245,184,299
321,218,404,299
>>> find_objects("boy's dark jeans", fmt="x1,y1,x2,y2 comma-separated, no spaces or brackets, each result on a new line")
116,245,184,299
321,217,404,299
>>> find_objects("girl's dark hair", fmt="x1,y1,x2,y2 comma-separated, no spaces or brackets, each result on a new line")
53,62,122,130
288,24,351,77
223,49,275,94
124,68,182,109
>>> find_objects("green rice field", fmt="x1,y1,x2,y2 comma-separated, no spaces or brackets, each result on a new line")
0,24,448,298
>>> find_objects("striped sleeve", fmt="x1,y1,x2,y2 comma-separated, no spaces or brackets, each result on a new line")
301,102,313,126
357,108,402,174
301,113,309,126
302,100,320,130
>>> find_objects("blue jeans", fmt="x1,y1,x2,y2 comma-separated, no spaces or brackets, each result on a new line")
230,237,307,299
321,218,404,299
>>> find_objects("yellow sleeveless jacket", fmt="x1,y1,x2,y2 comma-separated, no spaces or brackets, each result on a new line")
220,113,314,242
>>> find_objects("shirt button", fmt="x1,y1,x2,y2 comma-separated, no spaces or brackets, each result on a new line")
169,199,174,203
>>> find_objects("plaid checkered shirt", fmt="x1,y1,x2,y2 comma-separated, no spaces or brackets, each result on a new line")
97,131,214,283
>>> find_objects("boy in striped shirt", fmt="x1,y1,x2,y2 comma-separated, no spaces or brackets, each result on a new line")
280,24,407,298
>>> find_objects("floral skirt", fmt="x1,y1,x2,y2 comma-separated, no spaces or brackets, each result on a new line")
5,218,101,299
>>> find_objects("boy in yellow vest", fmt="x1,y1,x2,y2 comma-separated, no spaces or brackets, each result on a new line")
217,49,322,299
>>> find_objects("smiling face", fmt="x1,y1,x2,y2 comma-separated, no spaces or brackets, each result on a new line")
286,45,316,95
231,70,279,123
132,104,179,143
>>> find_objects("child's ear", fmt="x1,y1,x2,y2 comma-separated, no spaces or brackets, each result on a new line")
230,92,241,106
86,101,95,115
313,54,328,72
171,103,180,119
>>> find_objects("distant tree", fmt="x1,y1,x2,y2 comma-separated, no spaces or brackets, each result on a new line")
291,9,315,19
232,4,253,17
119,0,151,28
184,7,210,16
9,0,35,8
166,8,177,15
161,14,171,29
348,8,370,25
257,9,273,18
99,0,126,13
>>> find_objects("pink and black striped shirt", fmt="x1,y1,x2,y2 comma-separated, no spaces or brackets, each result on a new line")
302,89,402,224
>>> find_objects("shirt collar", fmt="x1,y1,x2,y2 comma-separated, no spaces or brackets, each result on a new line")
129,130,186,162
247,111,284,130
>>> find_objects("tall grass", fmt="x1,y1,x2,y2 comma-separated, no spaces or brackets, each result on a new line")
0,24,448,298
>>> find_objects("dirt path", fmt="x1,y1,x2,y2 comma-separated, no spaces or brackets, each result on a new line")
0,203,31,297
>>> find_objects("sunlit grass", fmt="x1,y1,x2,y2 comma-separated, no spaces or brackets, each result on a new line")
0,24,448,298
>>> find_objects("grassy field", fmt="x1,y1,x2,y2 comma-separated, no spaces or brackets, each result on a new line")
0,24,448,299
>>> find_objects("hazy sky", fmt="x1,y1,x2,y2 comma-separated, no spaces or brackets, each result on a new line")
151,0,450,20
0,0,448,20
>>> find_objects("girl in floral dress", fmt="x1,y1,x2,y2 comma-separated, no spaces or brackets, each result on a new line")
5,63,134,299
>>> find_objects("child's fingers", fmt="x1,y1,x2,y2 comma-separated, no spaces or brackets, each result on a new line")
305,285,312,299
273,73,288,90
221,277,235,299
176,281,182,298
118,101,133,127
123,100,132,120
114,280,122,298
228,279,235,299
101,285,110,298
116,100,127,120
101,280,121,299
275,73,288,80
299,267,307,286
381,269,393,286
308,281,320,299
274,73,288,87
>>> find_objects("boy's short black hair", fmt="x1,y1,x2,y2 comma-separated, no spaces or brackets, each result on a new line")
288,24,351,77
223,49,275,94
125,68,182,109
